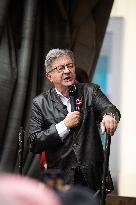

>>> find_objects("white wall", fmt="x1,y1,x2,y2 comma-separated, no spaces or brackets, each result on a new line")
110,0,136,197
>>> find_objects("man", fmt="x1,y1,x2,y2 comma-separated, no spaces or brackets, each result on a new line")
28,48,120,191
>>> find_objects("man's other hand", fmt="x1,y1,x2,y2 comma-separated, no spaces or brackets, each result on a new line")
101,115,118,136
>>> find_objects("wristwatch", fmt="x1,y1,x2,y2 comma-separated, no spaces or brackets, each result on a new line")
103,112,120,123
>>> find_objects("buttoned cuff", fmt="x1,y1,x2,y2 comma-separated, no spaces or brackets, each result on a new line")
55,121,70,138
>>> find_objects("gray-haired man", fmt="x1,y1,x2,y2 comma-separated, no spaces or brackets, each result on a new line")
28,48,120,191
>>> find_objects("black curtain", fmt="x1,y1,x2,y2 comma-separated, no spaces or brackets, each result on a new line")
0,0,113,177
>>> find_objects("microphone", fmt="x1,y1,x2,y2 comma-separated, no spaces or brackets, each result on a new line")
69,85,77,112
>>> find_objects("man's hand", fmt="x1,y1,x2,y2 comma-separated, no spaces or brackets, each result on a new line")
64,111,80,128
101,114,118,136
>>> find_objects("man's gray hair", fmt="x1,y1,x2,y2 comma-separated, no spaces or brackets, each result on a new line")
45,48,74,73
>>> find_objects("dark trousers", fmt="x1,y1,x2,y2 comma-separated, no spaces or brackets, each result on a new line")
74,166,88,186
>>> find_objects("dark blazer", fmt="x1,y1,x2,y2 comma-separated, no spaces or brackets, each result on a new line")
28,83,120,190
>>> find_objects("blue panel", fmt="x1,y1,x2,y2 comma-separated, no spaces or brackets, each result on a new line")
92,56,108,95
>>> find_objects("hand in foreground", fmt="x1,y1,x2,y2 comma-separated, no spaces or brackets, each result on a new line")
64,111,80,128
101,114,118,136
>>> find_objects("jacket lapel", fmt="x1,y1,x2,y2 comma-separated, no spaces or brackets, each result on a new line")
49,84,84,116
50,88,68,115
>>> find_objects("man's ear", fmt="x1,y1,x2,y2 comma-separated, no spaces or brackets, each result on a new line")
46,72,52,82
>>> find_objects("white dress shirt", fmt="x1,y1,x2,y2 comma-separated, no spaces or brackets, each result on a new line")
55,89,71,138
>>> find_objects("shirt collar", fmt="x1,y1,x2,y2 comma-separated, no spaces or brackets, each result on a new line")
55,88,70,100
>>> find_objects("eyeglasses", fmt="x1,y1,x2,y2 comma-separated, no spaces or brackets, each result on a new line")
51,63,75,73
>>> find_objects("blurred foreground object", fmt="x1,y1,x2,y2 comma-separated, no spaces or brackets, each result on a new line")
40,169,71,192
0,173,62,205
60,186,99,205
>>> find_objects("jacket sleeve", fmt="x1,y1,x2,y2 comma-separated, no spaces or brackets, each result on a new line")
27,100,63,154
92,84,121,122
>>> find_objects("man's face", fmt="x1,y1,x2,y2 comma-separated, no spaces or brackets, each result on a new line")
46,55,76,91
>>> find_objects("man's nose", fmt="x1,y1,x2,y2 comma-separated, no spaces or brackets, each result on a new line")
63,66,70,72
